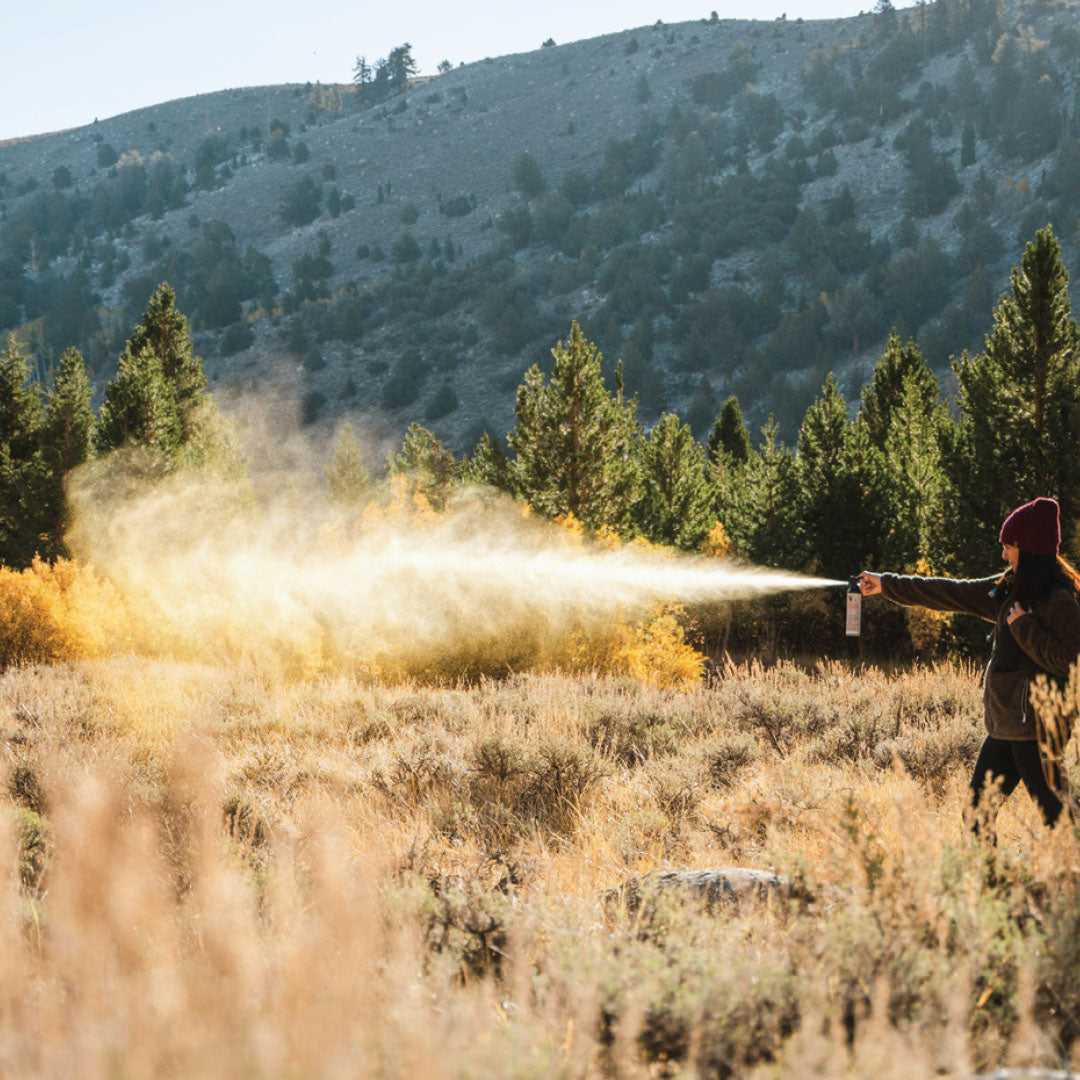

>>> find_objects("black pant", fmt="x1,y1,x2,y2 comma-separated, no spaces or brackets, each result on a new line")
969,736,1064,832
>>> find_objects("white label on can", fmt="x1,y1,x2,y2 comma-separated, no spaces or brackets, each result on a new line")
846,591,862,637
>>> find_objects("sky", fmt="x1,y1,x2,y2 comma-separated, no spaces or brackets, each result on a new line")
1,0,910,141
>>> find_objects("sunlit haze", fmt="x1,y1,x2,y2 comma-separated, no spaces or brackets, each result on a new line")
3,0,913,140
67,454,843,674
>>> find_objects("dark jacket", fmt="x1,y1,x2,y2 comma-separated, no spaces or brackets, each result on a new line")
880,571,1080,741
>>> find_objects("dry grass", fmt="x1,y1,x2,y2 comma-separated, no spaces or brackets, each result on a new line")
3,655,1080,1077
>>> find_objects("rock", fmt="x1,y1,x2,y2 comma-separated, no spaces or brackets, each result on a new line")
610,865,798,913
976,1072,1079,1079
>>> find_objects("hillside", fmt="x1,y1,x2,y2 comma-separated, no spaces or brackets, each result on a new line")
2,0,1079,452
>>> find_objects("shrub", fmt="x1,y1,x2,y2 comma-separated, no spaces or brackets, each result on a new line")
221,321,254,355
300,390,327,425
424,381,459,420
513,152,545,197
335,299,365,342
498,206,533,248
279,177,322,226
391,233,422,263
439,195,473,217
11,806,49,892
141,232,166,260
562,602,705,691
703,733,759,787
382,348,427,408
303,347,326,372
814,149,839,176
8,763,46,814
611,606,705,690
519,737,604,835
0,558,129,669
584,702,680,765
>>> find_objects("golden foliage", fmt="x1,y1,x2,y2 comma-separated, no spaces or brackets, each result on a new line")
553,512,586,546
903,558,952,654
0,557,130,669
701,520,732,558
592,523,622,551
560,604,704,691
361,473,440,528
610,604,705,690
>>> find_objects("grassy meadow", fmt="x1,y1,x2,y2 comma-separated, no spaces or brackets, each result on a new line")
4,653,1080,1078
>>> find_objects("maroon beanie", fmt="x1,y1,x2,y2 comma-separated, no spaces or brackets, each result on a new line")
999,497,1061,556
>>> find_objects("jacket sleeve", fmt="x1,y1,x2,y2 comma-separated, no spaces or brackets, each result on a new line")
879,573,1000,622
1010,592,1080,679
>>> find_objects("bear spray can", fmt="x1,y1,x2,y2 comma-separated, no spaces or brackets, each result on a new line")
846,577,862,637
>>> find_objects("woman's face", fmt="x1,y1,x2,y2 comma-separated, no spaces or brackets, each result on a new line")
1002,543,1020,571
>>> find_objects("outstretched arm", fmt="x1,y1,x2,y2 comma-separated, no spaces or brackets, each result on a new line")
858,569,999,622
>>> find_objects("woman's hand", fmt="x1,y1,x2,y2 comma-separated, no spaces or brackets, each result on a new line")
1006,602,1031,626
858,571,882,596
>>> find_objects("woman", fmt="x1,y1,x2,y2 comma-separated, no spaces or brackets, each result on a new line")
859,496,1080,834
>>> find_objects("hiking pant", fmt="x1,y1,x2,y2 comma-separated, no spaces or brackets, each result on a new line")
969,735,1063,832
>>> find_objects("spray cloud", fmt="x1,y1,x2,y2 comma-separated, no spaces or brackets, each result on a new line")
65,432,842,676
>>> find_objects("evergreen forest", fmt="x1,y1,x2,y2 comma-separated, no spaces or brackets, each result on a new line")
4,222,1078,660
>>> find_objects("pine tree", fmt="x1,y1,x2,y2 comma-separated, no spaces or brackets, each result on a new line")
124,282,207,442
878,372,949,568
860,331,940,449
0,335,42,460
386,44,418,92
950,226,1080,567
961,120,976,167
706,395,752,473
635,413,718,550
793,374,881,578
325,422,370,507
40,347,95,558
858,335,949,569
722,418,797,567
95,346,182,458
0,335,47,567
388,423,458,511
353,56,372,88
43,348,95,475
508,322,640,531
462,430,512,492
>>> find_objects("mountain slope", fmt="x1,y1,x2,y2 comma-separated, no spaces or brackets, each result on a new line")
2,0,1079,452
